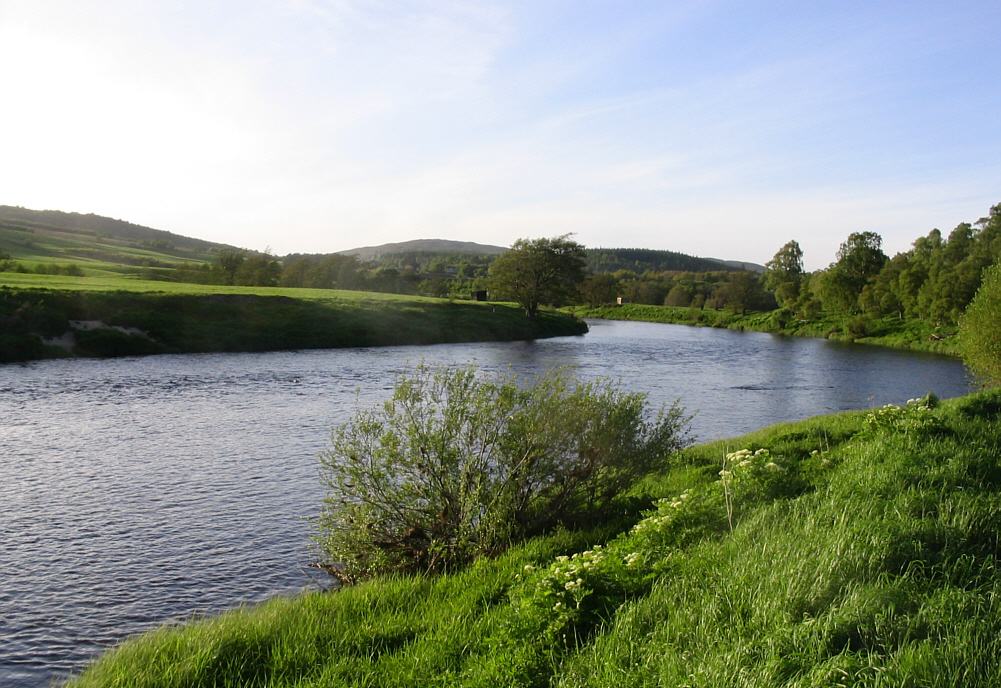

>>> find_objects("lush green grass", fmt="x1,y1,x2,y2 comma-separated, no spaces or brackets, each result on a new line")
568,303,960,355
69,390,1001,687
0,271,443,299
0,283,587,362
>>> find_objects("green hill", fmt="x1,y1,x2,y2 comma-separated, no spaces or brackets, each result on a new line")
0,205,241,278
585,247,758,274
340,239,508,261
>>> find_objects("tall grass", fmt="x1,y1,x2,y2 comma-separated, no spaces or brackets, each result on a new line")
69,391,1001,687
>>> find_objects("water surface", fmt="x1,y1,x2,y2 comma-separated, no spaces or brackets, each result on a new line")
0,320,972,686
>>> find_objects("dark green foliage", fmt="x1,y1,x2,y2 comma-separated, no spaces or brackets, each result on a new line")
848,204,1001,325
489,235,587,317
583,247,736,274
0,288,588,362
578,273,619,306
317,366,689,581
958,261,1001,384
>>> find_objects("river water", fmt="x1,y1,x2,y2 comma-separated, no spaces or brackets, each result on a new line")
0,320,972,686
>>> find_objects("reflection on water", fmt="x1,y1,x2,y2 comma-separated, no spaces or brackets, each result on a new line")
0,320,971,686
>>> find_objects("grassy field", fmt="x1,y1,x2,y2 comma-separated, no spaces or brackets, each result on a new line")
0,207,230,279
0,270,452,300
68,389,1001,687
0,275,587,362
568,303,960,356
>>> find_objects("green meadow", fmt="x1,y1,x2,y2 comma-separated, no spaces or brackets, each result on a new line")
0,270,452,300
67,389,1001,687
0,275,586,362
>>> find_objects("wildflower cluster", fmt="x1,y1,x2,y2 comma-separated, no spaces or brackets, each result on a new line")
510,444,806,645
721,447,782,479
863,395,941,435
631,489,693,535
530,546,608,614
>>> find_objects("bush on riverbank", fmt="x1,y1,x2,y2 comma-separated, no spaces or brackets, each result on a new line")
0,287,587,362
69,388,1001,687
317,366,690,581
959,261,1001,384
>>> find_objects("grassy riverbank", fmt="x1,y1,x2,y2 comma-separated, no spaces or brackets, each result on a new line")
567,303,959,355
0,280,586,362
70,389,1001,687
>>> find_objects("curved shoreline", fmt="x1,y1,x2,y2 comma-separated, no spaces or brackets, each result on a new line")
567,303,960,357
0,287,588,363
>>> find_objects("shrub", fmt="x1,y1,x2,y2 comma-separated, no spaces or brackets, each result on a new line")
959,261,1001,385
316,365,690,582
862,394,941,436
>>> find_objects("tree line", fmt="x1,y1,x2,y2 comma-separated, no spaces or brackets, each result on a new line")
162,202,1000,329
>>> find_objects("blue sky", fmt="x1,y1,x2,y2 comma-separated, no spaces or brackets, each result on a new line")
1,0,998,268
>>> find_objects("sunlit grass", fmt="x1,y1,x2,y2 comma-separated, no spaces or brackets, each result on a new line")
68,390,1001,687
0,271,449,302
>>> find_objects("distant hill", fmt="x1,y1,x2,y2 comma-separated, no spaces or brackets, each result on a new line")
585,247,756,274
340,239,507,261
340,240,760,274
714,259,765,273
0,205,243,277
0,204,240,266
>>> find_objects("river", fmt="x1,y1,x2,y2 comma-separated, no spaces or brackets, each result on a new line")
0,320,972,686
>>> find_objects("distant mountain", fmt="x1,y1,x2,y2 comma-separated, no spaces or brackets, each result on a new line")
340,239,507,261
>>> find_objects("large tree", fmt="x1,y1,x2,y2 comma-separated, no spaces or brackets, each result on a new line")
488,235,586,317
820,231,888,313
763,240,804,308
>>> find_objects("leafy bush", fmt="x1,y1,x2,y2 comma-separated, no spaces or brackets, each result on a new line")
959,261,1001,385
317,365,690,582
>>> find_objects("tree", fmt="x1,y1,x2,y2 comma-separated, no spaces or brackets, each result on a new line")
763,240,804,308
316,365,689,581
215,249,245,286
578,273,618,307
958,261,1001,385
236,252,281,286
714,271,774,314
488,235,586,317
664,283,693,307
819,231,888,313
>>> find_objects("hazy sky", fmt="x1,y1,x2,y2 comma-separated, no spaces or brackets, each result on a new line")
1,1,999,268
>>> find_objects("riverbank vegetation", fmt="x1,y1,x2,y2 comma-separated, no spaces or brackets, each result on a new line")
6,201,1000,362
567,303,959,354
69,381,1001,687
0,287,586,363
573,203,1001,357
318,367,689,582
